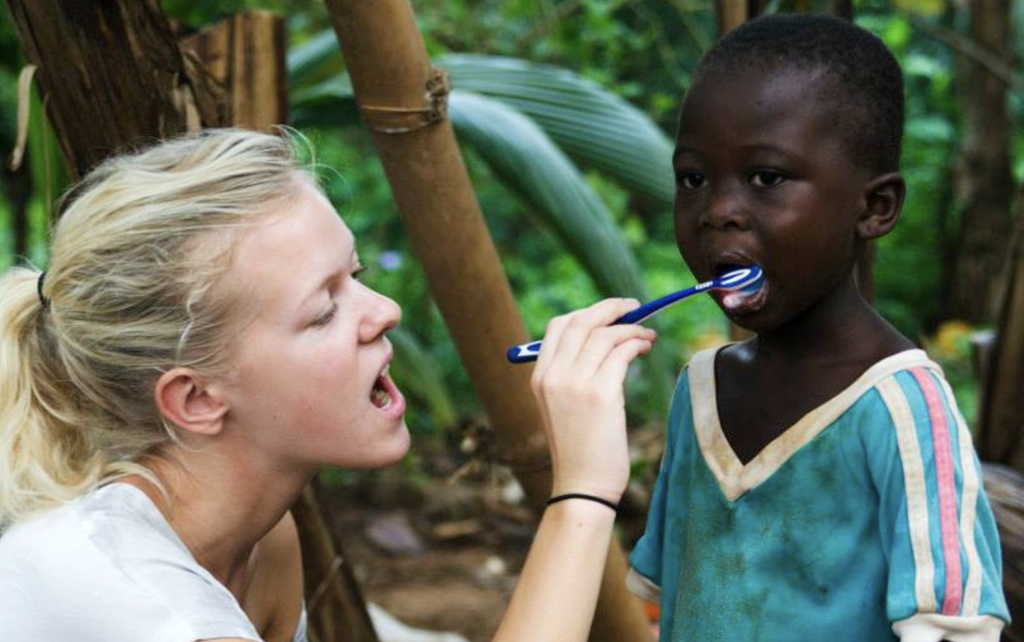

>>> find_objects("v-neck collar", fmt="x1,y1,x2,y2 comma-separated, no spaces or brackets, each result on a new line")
688,346,937,502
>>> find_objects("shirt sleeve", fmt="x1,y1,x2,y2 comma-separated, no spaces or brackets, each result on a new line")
868,366,1010,641
628,367,690,598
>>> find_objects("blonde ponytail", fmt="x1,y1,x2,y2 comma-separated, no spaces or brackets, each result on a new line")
0,269,107,525
0,129,314,527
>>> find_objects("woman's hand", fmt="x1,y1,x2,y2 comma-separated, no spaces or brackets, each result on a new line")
490,299,655,642
530,298,657,504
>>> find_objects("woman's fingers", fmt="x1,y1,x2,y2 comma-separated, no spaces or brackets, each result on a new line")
541,298,640,371
531,298,637,390
569,323,657,378
528,298,658,503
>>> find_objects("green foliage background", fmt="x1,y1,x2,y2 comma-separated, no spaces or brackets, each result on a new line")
1,0,1021,443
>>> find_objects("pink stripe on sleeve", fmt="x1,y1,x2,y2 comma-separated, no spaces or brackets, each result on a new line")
911,368,963,615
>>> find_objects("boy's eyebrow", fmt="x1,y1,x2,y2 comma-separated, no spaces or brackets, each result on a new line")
672,145,703,163
740,143,800,159
672,143,802,163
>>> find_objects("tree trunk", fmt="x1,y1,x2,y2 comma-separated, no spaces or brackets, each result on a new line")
978,188,1024,469
3,0,229,179
6,4,378,641
292,483,380,642
944,0,1014,323
180,11,288,133
322,1,653,641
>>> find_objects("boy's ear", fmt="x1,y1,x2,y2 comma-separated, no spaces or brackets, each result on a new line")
857,172,905,240
155,368,230,438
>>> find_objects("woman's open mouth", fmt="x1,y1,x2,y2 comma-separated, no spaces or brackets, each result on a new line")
371,365,403,413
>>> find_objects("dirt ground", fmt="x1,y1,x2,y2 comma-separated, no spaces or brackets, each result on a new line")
323,432,661,642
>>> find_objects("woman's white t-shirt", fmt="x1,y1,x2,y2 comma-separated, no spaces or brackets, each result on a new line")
0,483,307,642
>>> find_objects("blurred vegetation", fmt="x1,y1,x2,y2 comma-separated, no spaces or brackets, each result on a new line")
0,0,1020,455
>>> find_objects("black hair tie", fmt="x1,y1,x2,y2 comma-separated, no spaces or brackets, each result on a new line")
546,493,619,514
37,272,51,311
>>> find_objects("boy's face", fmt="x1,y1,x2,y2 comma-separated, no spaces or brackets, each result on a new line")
673,67,873,332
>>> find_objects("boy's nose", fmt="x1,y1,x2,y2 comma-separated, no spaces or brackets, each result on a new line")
700,183,750,231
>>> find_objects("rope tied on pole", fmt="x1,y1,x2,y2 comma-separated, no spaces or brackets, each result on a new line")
358,67,450,134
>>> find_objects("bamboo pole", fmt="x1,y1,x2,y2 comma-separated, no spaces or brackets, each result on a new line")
717,0,748,35
321,1,652,640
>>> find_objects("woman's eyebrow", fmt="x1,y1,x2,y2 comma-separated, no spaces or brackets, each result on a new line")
298,248,357,309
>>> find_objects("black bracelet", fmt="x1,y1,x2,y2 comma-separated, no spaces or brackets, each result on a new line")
546,493,618,514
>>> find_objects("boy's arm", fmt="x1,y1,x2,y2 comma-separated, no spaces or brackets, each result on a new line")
871,367,1010,641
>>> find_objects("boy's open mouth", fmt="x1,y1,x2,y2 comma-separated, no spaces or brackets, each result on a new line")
712,263,768,315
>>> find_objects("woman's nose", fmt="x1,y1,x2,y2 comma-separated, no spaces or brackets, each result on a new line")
359,285,402,343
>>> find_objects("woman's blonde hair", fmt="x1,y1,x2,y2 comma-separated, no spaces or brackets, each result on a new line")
0,128,314,527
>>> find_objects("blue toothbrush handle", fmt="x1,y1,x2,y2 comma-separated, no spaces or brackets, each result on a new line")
506,285,703,364
507,340,544,364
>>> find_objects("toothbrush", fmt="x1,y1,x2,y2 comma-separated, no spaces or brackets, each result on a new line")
506,265,764,364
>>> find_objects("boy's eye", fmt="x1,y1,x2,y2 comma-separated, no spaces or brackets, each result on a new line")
675,170,706,191
352,264,368,281
749,170,786,188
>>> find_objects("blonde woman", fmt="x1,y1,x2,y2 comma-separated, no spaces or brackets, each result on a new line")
0,129,656,642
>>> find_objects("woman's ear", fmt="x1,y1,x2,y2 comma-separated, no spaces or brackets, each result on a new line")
155,368,230,437
857,172,906,240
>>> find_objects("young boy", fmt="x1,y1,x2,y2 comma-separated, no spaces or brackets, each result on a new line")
627,15,1010,641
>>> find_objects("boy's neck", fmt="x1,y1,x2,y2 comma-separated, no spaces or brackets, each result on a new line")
750,278,913,367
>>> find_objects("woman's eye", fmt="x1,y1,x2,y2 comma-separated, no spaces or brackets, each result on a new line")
675,171,706,190
750,170,786,188
352,265,368,281
312,301,338,328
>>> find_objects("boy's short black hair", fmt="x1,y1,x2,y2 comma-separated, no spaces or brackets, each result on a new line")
692,14,904,174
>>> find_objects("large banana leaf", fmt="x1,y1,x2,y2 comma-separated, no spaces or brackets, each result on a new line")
287,30,343,87
438,54,674,209
447,91,646,299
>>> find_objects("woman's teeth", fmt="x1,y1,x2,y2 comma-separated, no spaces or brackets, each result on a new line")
371,369,392,409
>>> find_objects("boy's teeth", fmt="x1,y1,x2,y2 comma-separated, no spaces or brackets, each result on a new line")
722,291,749,310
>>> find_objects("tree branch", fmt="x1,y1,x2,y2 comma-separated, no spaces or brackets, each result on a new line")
909,14,1024,97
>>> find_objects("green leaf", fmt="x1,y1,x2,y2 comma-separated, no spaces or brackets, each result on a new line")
289,77,360,129
450,91,646,300
438,54,675,209
388,327,457,431
287,29,342,87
